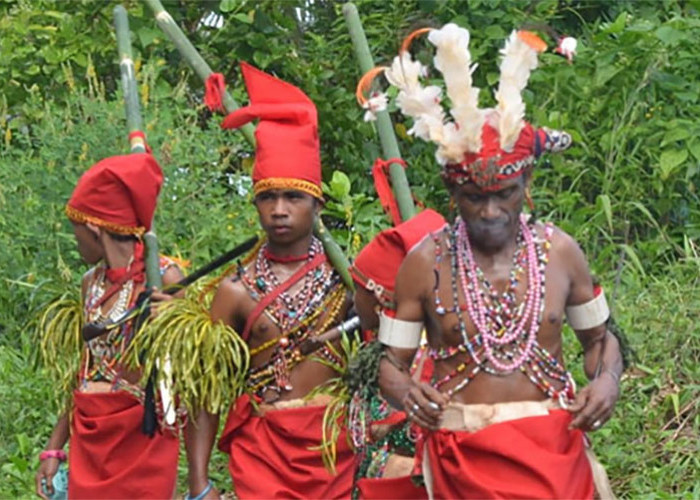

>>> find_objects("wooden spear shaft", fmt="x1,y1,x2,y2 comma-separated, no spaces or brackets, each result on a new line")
141,0,354,290
342,2,416,222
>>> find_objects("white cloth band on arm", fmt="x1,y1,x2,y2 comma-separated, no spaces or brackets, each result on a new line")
566,290,610,330
378,312,422,349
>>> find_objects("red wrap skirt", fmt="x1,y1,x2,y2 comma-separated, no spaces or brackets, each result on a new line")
421,409,594,499
357,475,427,499
68,390,179,499
218,394,355,499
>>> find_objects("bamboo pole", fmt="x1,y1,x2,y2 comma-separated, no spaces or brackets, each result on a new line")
342,2,416,222
114,5,175,428
142,0,255,146
141,0,354,289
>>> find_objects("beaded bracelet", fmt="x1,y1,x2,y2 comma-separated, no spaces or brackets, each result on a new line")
39,450,67,462
185,480,213,500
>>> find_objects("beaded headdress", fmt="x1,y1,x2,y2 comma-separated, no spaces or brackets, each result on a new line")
357,24,572,190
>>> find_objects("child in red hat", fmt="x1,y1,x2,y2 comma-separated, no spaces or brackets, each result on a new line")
36,153,183,499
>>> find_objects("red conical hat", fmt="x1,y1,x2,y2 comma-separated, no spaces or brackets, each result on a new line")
221,62,322,199
66,153,163,236
350,209,446,309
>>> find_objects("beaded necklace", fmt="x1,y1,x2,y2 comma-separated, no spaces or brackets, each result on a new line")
430,215,575,403
242,240,346,401
247,237,334,332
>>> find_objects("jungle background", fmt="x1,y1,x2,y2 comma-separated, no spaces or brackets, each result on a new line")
1,0,698,497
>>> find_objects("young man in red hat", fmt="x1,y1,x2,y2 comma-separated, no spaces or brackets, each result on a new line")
185,62,355,500
348,209,445,500
35,153,183,499
364,25,620,498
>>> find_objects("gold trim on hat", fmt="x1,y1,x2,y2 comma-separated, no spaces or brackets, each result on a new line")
253,177,323,199
65,205,146,236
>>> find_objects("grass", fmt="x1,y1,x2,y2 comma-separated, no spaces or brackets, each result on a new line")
1,260,697,497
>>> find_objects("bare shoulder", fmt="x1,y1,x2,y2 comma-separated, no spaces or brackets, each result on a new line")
402,230,439,272
80,267,97,300
541,222,595,304
395,228,441,304
210,267,250,325
546,223,587,267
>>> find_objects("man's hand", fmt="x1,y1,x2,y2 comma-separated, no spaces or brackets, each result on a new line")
149,286,174,319
403,382,449,431
35,458,59,499
569,371,620,431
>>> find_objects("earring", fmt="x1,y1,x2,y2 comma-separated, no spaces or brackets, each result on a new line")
525,186,535,211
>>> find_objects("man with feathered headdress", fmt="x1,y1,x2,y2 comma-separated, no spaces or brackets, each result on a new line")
358,25,621,498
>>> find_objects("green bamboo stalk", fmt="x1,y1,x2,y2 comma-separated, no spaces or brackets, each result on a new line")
115,5,176,427
142,0,255,146
114,5,146,154
114,5,162,289
342,2,415,222
141,0,354,289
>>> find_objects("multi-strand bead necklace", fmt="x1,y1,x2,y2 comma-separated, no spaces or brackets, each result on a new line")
430,214,574,403
242,239,345,400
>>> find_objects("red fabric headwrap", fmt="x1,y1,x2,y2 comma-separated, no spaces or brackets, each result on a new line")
66,154,163,235
221,62,322,199
350,209,446,306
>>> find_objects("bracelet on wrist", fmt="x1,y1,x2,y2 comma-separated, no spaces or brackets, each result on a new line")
39,449,67,462
186,480,213,500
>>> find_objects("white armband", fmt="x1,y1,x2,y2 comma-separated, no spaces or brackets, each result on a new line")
378,312,422,349
566,290,610,330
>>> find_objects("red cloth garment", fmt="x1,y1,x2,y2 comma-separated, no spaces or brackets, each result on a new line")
422,410,594,499
68,390,179,499
221,62,322,199
350,209,446,306
66,153,163,235
218,394,355,499
371,157,407,226
357,475,427,499
204,72,226,112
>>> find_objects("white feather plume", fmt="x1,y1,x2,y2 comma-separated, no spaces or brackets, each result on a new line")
429,23,484,156
385,52,447,155
495,31,540,151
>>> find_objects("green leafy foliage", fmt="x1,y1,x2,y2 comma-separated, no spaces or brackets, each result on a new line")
0,0,698,496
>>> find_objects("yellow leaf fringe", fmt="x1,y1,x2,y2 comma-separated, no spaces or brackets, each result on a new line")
123,284,250,416
37,294,84,413
307,330,362,474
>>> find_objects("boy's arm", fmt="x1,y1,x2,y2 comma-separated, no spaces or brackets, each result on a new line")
185,278,241,498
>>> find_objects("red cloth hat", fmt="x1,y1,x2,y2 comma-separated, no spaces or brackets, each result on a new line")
444,122,572,190
66,153,163,236
350,209,446,309
221,62,322,199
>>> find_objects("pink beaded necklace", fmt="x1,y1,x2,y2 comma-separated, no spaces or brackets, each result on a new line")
456,214,543,373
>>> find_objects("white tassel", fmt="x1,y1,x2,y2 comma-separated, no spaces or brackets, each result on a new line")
495,31,542,151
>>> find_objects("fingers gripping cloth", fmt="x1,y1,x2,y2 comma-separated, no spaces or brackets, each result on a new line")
378,312,422,349
566,288,610,331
